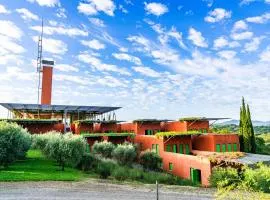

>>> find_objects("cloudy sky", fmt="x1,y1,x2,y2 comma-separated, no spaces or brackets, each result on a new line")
0,0,269,121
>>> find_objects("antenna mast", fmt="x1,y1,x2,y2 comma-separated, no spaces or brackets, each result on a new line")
37,18,43,104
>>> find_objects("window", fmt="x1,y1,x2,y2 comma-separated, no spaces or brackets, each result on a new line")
166,144,171,152
169,163,173,171
222,144,226,152
227,144,232,152
185,144,190,155
179,144,183,154
216,144,221,152
152,144,156,152
173,144,177,153
233,143,238,152
156,144,159,155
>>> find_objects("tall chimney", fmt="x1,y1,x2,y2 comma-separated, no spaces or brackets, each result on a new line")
41,60,54,105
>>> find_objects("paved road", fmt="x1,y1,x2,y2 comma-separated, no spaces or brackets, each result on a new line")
0,179,215,200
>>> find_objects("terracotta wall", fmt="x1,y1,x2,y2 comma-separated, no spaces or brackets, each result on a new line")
164,135,192,153
187,121,209,131
119,123,135,132
161,121,187,132
19,123,64,134
41,66,53,105
135,122,162,135
134,135,212,186
192,134,240,152
74,123,94,135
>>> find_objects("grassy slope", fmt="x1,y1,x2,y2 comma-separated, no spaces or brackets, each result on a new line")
0,150,83,181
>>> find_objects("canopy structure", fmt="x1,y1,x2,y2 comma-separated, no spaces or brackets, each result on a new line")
0,103,121,115
179,117,230,121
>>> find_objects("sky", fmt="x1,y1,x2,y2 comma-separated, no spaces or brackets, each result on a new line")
0,0,269,121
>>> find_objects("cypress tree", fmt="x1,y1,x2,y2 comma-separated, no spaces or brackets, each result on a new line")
247,105,256,153
239,107,244,151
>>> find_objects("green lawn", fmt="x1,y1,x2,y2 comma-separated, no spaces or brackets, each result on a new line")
0,150,83,181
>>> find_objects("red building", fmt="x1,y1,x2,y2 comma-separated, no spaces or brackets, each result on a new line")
0,59,243,186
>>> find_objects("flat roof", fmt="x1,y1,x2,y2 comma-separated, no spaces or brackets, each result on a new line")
179,117,230,121
133,119,173,123
0,103,121,115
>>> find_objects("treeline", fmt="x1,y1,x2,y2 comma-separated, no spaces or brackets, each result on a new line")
212,124,270,135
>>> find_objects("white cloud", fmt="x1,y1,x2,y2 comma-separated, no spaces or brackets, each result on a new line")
112,53,142,65
204,8,231,23
0,20,23,39
246,12,270,24
0,4,10,14
54,64,79,72
77,0,116,16
30,25,88,37
144,2,168,16
260,46,270,62
213,36,240,49
217,50,237,59
232,20,248,32
244,37,264,52
56,7,67,18
32,36,68,55
26,0,59,7
132,66,160,77
81,39,105,50
231,31,253,40
78,53,131,75
97,76,127,87
54,74,89,85
89,18,106,27
188,27,208,47
16,8,39,21
0,35,25,55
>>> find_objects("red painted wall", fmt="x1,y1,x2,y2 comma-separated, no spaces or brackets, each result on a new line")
187,121,209,131
19,122,64,134
161,121,187,132
41,66,53,105
120,123,135,132
134,122,162,135
192,134,240,152
74,123,94,135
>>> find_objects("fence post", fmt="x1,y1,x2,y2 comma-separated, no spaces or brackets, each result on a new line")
156,180,159,200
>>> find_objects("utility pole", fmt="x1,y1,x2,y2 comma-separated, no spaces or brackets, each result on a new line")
37,18,44,105
156,180,159,200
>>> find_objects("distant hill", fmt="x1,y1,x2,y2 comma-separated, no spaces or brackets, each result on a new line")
218,120,270,126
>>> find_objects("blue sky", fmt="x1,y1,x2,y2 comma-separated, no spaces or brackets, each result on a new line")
0,0,269,121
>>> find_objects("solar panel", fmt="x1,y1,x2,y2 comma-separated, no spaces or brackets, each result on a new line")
0,103,121,114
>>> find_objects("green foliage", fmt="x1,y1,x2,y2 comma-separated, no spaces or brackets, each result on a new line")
212,124,270,135
0,121,31,167
241,163,270,193
81,133,135,137
255,137,270,155
112,143,137,166
96,160,114,179
209,167,241,188
139,151,162,171
239,97,256,153
92,141,115,158
112,167,130,181
76,153,98,172
32,132,87,171
155,131,200,138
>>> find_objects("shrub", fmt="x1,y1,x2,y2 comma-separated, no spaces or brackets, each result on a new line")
76,153,98,172
128,168,144,181
139,151,162,171
96,161,114,179
34,132,87,171
112,143,137,166
241,163,270,193
209,167,241,188
0,121,31,167
92,141,115,158
112,167,130,181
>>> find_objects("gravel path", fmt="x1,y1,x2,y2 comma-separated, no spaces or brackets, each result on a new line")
0,179,215,200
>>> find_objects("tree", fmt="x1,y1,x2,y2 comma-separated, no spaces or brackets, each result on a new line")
239,97,256,153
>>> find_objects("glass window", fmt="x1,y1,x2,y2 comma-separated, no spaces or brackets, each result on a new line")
173,144,177,153
216,144,221,152
152,144,156,152
156,144,159,155
233,143,238,152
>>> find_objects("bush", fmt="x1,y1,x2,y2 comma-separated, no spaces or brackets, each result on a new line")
112,167,130,181
112,143,137,166
241,163,270,193
139,151,162,171
76,153,98,172
0,121,31,167
209,167,241,188
92,141,115,158
33,132,87,171
96,161,114,179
